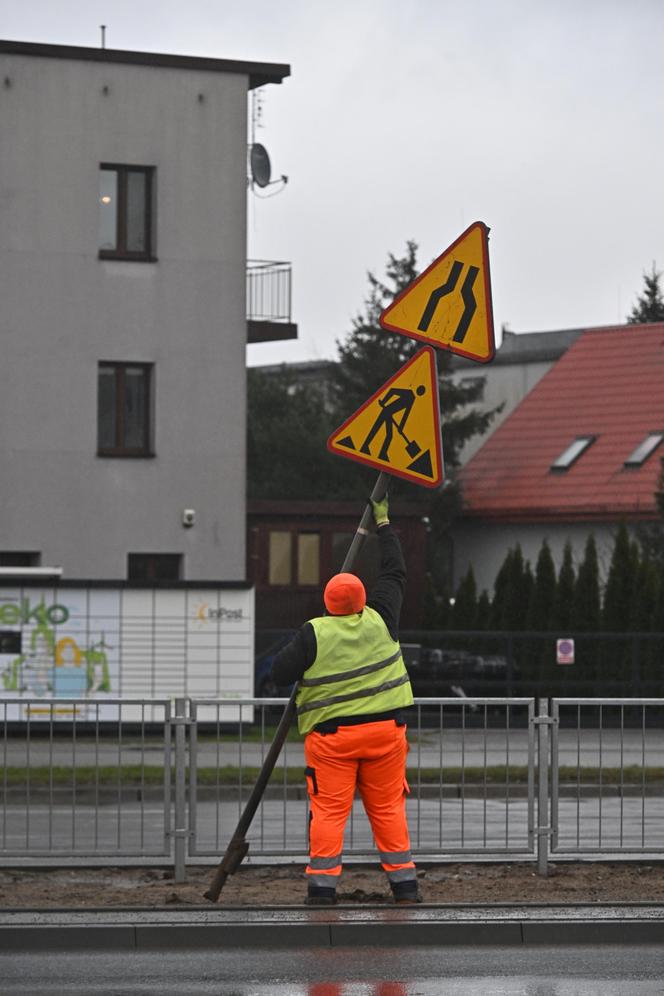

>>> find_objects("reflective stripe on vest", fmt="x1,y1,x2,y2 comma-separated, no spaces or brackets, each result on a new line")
295,607,413,734
299,648,403,687
297,673,411,715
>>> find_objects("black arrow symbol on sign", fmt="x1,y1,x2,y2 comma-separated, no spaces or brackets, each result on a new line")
417,261,480,344
417,260,462,333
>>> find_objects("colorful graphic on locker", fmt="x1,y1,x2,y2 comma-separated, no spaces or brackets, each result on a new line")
0,622,112,698
327,347,444,487
0,587,254,721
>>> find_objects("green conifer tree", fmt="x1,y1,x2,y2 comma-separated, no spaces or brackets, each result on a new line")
630,559,658,632
650,568,664,632
648,570,664,693
526,541,557,631
422,573,441,630
247,367,343,499
632,559,660,690
602,524,639,632
524,541,557,684
452,566,478,630
637,457,664,566
627,263,664,323
602,524,642,685
497,545,529,630
553,541,576,632
489,549,513,630
422,574,452,630
571,535,601,633
570,534,601,684
476,590,491,631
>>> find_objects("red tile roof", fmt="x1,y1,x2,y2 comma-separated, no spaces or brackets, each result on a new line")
459,324,664,522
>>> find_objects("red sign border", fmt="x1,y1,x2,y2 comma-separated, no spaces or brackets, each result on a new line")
379,221,496,364
327,346,444,489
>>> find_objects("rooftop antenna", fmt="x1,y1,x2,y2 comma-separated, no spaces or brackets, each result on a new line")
248,87,288,196
100,25,106,49
251,88,264,146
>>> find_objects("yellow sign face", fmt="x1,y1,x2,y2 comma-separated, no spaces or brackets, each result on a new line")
327,347,444,488
379,221,495,363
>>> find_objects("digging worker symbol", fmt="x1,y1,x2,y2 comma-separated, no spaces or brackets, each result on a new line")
270,495,420,906
360,384,426,462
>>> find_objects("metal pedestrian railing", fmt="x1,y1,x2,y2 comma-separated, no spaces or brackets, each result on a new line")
549,698,664,862
1,696,663,880
1,698,172,860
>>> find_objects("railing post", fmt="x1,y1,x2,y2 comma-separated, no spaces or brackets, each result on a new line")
535,697,553,875
173,697,188,883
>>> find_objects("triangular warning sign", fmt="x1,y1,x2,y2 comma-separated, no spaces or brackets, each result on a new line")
379,221,495,363
327,347,444,488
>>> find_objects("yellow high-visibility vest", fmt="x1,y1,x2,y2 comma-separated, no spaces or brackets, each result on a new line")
295,606,413,734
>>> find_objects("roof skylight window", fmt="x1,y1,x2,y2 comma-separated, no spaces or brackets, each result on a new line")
624,432,664,468
550,435,596,472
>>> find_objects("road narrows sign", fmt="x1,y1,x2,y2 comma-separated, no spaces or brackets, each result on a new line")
327,347,444,488
379,221,495,363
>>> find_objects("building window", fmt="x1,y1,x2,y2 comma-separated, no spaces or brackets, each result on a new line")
99,164,155,261
297,533,320,586
97,362,154,457
0,551,40,567
268,530,321,587
127,554,182,582
624,432,664,468
268,531,292,585
550,435,596,472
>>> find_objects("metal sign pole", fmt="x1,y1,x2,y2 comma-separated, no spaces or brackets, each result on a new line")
204,472,389,902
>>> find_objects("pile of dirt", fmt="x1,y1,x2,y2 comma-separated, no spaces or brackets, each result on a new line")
1,862,662,908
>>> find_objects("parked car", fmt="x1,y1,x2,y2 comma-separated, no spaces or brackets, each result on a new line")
255,636,513,702
406,645,514,699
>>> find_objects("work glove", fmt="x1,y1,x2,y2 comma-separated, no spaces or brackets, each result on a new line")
371,495,390,528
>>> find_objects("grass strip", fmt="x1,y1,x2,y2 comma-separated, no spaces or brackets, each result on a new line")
4,764,664,788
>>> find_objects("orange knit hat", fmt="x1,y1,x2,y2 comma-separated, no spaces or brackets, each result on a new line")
323,573,366,615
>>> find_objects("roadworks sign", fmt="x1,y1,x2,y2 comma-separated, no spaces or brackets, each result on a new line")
379,221,495,363
327,347,444,488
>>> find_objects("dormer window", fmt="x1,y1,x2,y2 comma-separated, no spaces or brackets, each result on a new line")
550,435,596,472
624,432,664,468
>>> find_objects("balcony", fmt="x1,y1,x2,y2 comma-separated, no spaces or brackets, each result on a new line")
247,260,298,343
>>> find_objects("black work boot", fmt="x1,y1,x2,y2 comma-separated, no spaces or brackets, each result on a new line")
391,881,422,905
305,885,337,906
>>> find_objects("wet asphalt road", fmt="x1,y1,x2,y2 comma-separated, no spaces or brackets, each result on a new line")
3,944,664,994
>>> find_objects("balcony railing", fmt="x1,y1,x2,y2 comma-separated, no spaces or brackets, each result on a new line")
247,260,297,343
247,260,293,322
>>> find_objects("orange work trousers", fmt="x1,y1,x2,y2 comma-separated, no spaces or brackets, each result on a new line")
303,719,416,893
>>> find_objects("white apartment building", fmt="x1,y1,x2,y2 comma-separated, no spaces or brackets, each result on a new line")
0,39,294,583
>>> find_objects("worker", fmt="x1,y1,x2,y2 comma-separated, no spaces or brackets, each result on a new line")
270,494,420,906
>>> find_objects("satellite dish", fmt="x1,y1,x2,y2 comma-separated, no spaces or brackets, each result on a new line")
250,143,271,188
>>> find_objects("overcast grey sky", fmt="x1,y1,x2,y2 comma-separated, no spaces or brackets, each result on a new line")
3,0,664,366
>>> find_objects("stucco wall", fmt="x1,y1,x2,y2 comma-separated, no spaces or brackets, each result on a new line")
0,52,248,579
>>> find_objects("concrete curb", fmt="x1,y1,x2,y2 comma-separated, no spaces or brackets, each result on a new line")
1,904,663,951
